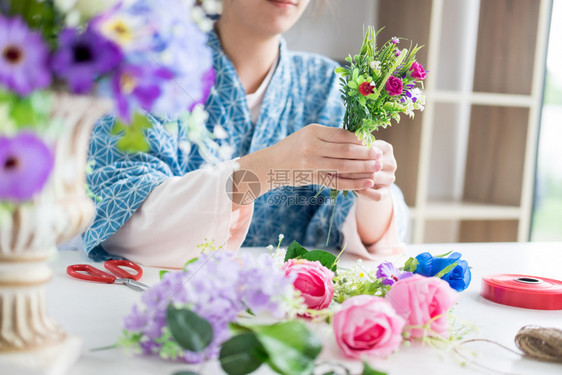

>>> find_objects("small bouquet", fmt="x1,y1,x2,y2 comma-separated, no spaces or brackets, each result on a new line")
118,238,473,375
335,26,426,148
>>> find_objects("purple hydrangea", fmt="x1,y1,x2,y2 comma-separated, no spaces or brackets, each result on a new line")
0,15,51,96
376,261,413,286
0,132,54,201
123,251,294,363
52,28,123,94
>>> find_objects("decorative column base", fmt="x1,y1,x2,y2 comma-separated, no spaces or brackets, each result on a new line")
0,335,82,375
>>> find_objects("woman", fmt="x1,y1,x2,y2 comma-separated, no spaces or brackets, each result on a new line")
83,0,408,267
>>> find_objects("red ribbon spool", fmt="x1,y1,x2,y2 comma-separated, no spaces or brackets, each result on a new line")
481,274,562,310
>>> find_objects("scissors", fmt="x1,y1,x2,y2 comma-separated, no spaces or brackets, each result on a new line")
66,260,149,292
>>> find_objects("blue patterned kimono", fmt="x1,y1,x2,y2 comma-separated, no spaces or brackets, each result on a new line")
83,30,407,261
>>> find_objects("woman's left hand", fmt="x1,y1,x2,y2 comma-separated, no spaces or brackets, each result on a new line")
338,140,397,201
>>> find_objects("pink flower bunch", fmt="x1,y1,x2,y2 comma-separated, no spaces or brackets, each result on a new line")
333,274,458,359
281,253,458,361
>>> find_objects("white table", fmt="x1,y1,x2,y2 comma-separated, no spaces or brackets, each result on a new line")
45,242,562,375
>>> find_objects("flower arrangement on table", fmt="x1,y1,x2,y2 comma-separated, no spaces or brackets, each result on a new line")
0,0,224,208
118,238,472,375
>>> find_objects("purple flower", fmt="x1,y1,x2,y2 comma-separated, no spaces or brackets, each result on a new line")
52,28,123,94
111,63,172,122
0,132,54,201
376,262,413,286
391,37,399,44
0,16,51,96
122,251,294,363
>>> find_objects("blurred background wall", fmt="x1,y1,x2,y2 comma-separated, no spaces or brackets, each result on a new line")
285,0,559,244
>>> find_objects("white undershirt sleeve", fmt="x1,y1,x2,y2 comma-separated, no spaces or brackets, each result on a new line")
102,159,254,268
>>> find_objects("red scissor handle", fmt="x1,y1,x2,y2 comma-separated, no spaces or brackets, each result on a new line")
66,264,116,283
104,260,143,281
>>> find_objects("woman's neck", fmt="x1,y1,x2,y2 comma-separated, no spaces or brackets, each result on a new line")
215,21,280,94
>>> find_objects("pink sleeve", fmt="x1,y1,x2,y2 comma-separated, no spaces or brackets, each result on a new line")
340,193,405,260
102,160,254,269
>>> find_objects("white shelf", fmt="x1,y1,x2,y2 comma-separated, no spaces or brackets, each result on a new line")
421,201,521,220
430,90,534,107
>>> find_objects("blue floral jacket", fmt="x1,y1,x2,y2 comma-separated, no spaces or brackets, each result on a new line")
83,30,408,260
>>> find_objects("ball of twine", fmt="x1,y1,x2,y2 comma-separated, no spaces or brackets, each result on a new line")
514,325,562,363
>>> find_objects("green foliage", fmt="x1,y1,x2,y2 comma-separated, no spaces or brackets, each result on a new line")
403,257,418,272
219,333,268,375
159,270,169,279
434,262,458,279
362,361,388,375
3,0,62,46
167,306,213,353
110,112,153,153
221,321,322,375
284,240,338,272
0,89,52,132
333,277,390,304
284,241,309,262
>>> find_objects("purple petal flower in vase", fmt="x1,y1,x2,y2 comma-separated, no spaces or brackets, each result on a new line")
0,132,54,201
52,28,123,94
376,261,413,286
111,63,172,122
0,15,51,95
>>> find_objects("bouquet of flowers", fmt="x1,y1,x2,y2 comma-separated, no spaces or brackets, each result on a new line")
335,26,426,148
118,238,473,375
0,0,223,206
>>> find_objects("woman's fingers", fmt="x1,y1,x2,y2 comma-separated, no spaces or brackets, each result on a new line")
316,141,383,160
318,172,374,191
356,186,391,202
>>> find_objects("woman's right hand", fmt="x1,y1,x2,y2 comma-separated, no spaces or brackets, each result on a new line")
236,124,383,200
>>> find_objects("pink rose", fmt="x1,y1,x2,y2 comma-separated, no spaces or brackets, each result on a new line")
283,259,334,310
385,76,403,96
385,275,458,338
333,295,405,359
409,62,427,80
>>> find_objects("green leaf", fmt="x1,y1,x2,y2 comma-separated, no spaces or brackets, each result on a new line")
284,240,309,262
334,67,348,75
166,306,213,352
362,360,388,375
329,189,339,201
434,261,458,279
159,270,169,280
219,333,268,375
111,113,153,153
301,250,337,272
184,257,199,268
403,257,418,272
250,321,322,375
435,251,453,258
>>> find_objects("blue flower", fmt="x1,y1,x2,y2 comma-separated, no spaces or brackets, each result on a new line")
414,252,471,292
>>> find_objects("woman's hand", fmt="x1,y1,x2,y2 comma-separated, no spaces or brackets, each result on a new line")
268,124,383,191
351,140,397,245
351,140,397,202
